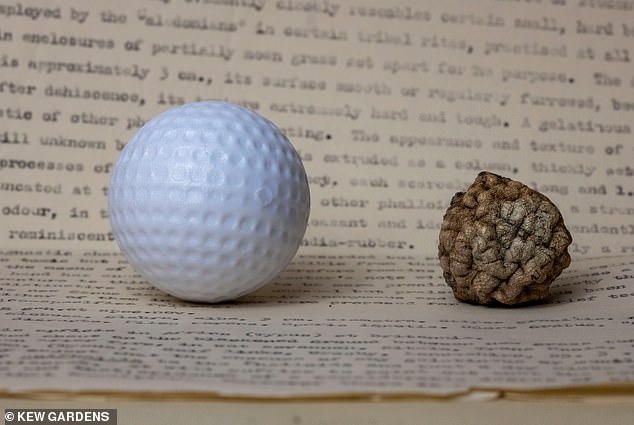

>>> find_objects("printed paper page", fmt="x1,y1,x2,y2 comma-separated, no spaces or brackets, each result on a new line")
1,249,633,396
0,0,632,257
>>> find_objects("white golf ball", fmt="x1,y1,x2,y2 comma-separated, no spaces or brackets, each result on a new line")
108,101,310,302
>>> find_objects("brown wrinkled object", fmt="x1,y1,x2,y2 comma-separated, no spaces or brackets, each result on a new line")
438,171,572,306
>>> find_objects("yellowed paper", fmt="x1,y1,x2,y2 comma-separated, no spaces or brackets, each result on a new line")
1,0,632,256
1,249,633,396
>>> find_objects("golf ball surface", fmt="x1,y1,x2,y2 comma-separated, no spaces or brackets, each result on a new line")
108,101,310,302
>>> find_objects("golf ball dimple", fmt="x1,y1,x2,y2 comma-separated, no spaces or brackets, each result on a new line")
108,101,310,303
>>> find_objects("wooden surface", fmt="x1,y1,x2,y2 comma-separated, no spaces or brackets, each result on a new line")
2,395,633,425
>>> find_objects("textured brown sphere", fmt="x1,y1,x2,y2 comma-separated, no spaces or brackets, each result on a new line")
438,171,572,306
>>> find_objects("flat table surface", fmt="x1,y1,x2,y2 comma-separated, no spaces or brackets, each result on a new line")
2,397,634,425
